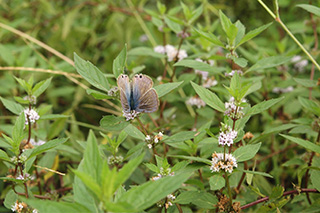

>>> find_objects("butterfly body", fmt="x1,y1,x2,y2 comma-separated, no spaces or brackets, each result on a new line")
117,74,159,114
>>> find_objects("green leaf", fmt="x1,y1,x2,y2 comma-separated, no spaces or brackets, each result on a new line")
247,97,284,116
124,124,145,140
236,22,273,47
163,131,196,143
74,52,110,91
28,138,68,160
310,157,320,192
0,149,11,162
145,163,159,173
219,10,238,45
128,47,166,58
72,169,102,199
12,113,25,154
83,130,103,183
117,172,192,212
280,134,320,154
209,175,225,190
114,154,144,193
238,169,273,178
24,199,90,213
193,28,224,47
234,142,261,162
14,96,29,104
14,77,31,94
232,57,248,68
100,115,129,131
0,97,24,115
32,77,52,97
269,185,284,201
157,1,166,14
113,44,127,78
174,59,223,73
247,56,292,73
154,81,183,98
297,4,320,17
86,89,112,100
191,81,225,112
164,16,182,33
189,4,203,24
293,78,317,87
298,96,320,116
175,191,218,208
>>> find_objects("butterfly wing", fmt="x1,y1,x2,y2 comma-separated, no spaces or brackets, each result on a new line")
117,74,131,112
132,74,159,113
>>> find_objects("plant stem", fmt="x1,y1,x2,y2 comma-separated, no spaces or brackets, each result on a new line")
257,0,320,72
136,117,148,135
241,188,319,210
225,171,233,207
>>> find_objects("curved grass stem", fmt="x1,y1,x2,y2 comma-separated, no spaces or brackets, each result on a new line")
257,0,320,72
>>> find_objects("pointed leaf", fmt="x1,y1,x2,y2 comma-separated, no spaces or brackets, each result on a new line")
280,134,320,154
191,81,225,112
0,97,24,115
237,22,273,47
234,142,261,162
113,44,127,78
74,52,110,91
154,81,183,98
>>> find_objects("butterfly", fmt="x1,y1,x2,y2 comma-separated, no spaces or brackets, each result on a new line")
117,74,159,114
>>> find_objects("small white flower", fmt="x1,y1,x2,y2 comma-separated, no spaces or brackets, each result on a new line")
107,155,123,165
23,95,37,105
158,132,163,137
202,77,218,88
145,135,151,141
224,97,245,119
154,45,166,54
23,108,40,125
272,86,294,94
156,76,163,82
291,55,302,63
154,137,159,143
210,153,238,173
123,110,140,121
186,96,206,108
218,127,238,146
32,209,38,213
139,34,148,42
147,144,153,149
225,70,243,77
30,139,46,146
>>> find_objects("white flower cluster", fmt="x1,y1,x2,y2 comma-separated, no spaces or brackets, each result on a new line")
23,108,40,125
272,86,294,94
218,126,238,146
202,77,218,88
194,58,218,88
186,96,206,108
123,110,140,121
145,132,164,149
23,95,37,105
11,154,27,164
210,152,238,173
225,70,243,77
292,55,308,72
108,87,119,97
166,194,176,208
151,167,174,181
224,97,246,119
30,139,46,146
16,173,35,181
154,44,188,62
11,201,24,212
107,155,124,165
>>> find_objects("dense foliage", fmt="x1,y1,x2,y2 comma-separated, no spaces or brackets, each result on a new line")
0,0,320,212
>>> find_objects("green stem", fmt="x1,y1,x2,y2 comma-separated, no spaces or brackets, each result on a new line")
126,0,157,47
225,171,233,207
257,0,320,72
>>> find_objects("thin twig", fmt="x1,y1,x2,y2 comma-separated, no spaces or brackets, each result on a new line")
0,22,74,66
241,188,319,210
